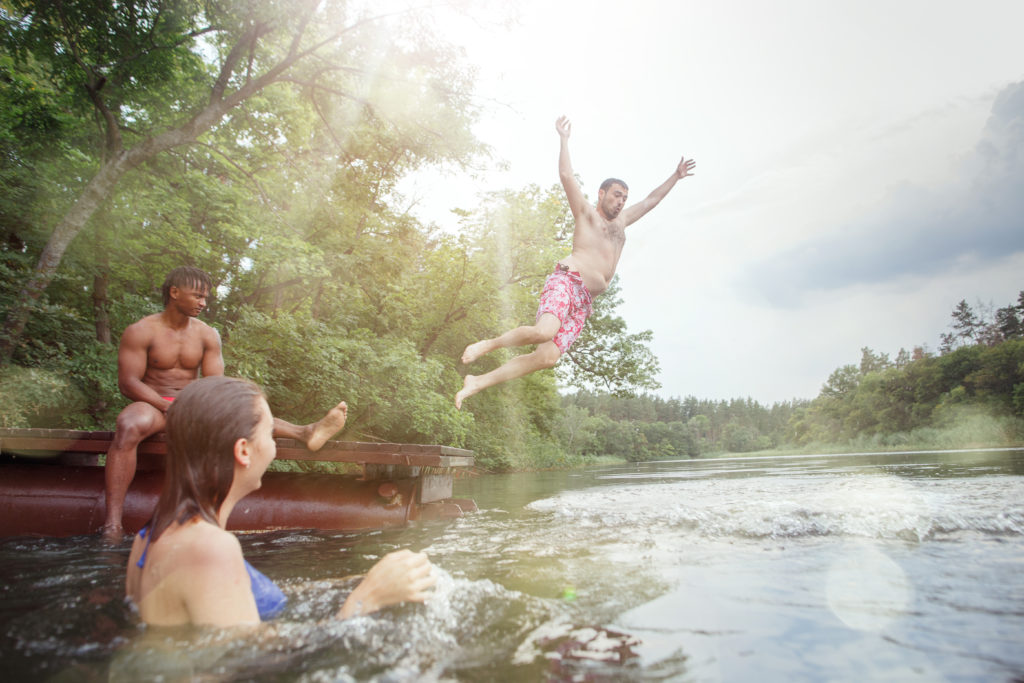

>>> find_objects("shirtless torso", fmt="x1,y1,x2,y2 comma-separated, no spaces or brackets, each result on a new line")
120,310,223,405
558,185,629,296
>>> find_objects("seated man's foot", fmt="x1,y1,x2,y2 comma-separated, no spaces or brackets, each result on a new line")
306,401,348,452
100,523,125,545
460,341,491,365
455,375,481,410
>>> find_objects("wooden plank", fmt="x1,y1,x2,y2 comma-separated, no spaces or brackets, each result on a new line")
0,428,473,468
273,445,474,468
0,434,167,455
418,473,454,503
270,438,473,459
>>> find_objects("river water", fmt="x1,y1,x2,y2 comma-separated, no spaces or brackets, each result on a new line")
2,449,1022,681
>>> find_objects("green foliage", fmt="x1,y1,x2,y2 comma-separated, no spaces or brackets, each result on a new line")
791,334,1024,449
0,49,76,243
560,391,801,459
461,369,564,470
0,365,86,428
0,0,489,357
225,308,472,446
555,326,1024,460
821,364,859,399
62,339,121,425
722,422,760,453
940,294,1024,352
563,277,661,395
557,404,602,456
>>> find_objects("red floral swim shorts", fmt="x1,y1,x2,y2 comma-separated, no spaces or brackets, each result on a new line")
536,264,593,354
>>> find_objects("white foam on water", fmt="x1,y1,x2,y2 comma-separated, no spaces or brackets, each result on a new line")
526,472,1023,542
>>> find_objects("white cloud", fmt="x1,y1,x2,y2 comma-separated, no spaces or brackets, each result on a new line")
744,81,1024,306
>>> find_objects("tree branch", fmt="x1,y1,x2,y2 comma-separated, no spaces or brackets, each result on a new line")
211,21,263,103
189,140,272,206
54,1,123,156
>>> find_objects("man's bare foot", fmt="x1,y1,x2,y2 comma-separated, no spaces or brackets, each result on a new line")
100,523,125,545
455,375,481,410
461,340,492,365
306,401,348,452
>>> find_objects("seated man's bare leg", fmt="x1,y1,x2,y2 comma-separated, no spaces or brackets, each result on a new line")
461,314,563,365
102,402,166,540
272,401,348,452
456,340,561,410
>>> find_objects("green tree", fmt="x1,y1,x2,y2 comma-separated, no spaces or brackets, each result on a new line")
558,403,600,457
821,364,859,399
561,277,661,395
859,346,891,375
0,0,480,359
722,422,756,452
994,292,1024,341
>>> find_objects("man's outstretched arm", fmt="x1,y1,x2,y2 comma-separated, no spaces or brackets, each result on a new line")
620,156,697,227
556,116,589,218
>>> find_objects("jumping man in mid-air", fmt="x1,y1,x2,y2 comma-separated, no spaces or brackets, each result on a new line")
456,116,696,408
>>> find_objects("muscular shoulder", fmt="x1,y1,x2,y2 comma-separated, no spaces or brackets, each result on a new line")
120,314,162,347
189,318,221,344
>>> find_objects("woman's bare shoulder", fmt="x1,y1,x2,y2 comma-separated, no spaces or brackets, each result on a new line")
156,521,243,570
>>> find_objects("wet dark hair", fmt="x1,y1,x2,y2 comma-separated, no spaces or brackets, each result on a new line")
146,376,265,543
161,266,212,307
599,178,628,192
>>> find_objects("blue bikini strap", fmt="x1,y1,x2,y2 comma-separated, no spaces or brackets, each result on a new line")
135,526,151,568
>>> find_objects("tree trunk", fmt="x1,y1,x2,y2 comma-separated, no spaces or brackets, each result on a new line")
0,155,129,361
92,271,111,344
0,12,328,363
0,90,245,362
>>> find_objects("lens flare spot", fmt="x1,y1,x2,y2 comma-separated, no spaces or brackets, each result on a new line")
825,541,912,632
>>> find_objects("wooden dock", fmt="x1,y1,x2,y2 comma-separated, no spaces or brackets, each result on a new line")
0,428,476,536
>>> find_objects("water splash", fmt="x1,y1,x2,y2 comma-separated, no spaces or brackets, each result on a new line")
527,472,1023,542
105,568,562,681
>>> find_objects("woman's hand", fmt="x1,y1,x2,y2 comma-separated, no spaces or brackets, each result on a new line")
338,549,436,618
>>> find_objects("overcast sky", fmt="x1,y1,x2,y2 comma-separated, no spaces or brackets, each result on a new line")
398,0,1024,404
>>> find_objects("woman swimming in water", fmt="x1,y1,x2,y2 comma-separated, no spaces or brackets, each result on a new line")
125,375,435,626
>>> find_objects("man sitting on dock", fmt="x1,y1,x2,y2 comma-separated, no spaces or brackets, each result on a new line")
102,266,349,540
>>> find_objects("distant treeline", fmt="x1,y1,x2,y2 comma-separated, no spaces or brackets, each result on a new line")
557,392,801,461
554,294,1024,462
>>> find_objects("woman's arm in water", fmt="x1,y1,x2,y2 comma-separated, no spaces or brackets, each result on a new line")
338,550,436,619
